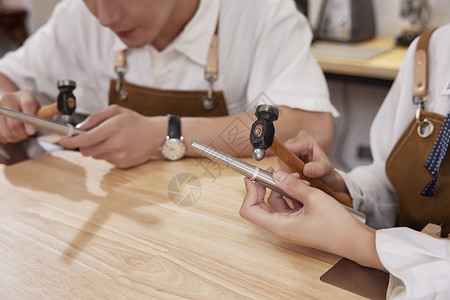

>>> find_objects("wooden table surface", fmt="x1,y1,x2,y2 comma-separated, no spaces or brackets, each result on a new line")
313,38,408,80
0,150,367,299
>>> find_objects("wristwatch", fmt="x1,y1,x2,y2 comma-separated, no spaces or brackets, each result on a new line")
160,115,186,161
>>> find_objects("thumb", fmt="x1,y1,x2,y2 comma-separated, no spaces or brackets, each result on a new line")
273,170,312,204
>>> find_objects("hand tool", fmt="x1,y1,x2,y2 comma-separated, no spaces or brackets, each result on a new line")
190,139,366,223
250,104,354,207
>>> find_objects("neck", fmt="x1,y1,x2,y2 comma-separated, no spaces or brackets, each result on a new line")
152,0,200,51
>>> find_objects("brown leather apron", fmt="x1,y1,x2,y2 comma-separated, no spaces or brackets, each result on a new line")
108,25,228,117
386,30,450,237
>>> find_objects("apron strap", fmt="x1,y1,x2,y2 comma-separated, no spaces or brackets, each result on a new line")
205,24,219,79
115,49,127,70
421,112,450,196
114,24,219,84
413,28,449,197
203,21,220,110
414,28,438,138
413,29,436,98
114,49,128,100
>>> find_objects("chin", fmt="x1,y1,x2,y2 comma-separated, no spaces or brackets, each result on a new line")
120,39,148,48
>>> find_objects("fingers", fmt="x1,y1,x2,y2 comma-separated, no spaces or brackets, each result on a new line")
0,91,39,143
60,106,158,169
19,91,39,135
261,168,299,212
266,190,292,212
273,170,313,206
75,104,124,130
302,161,329,179
59,124,112,149
240,179,274,228
284,130,316,161
241,168,304,225
19,91,40,115
59,107,125,149
284,130,336,186
266,172,300,213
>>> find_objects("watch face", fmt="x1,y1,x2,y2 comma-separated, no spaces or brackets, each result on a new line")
161,139,186,161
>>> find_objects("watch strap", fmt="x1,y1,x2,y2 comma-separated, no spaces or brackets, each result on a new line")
167,115,181,139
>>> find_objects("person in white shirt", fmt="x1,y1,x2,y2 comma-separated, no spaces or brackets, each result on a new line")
240,24,450,299
0,0,336,168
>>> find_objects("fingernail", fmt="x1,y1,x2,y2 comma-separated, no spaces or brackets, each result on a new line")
25,124,36,135
75,120,87,129
273,171,288,183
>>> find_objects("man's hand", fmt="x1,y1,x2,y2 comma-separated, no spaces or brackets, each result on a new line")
0,90,39,143
59,105,166,169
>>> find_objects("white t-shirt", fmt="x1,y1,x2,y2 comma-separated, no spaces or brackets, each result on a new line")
0,0,337,116
342,25,450,299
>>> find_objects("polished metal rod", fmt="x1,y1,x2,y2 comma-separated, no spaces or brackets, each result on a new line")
190,139,366,223
0,106,84,136
191,139,287,196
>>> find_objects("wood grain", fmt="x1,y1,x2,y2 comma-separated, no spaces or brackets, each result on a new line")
0,150,367,299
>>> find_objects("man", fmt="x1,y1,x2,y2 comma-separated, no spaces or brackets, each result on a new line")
0,0,336,168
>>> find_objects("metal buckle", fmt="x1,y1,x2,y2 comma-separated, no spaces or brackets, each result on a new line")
415,94,434,138
417,118,434,138
114,67,128,101
202,74,217,111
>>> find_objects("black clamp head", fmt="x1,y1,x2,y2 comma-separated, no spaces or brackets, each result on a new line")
250,104,279,161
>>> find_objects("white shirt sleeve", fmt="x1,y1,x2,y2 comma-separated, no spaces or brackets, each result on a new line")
376,228,450,300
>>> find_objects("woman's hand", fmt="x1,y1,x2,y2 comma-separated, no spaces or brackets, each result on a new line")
282,130,347,193
240,170,386,271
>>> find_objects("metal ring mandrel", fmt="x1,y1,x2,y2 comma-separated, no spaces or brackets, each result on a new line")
190,139,288,196
0,106,84,137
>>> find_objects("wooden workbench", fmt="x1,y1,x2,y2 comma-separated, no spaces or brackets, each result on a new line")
0,150,370,299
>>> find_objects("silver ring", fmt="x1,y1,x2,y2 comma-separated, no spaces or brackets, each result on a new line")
249,166,259,181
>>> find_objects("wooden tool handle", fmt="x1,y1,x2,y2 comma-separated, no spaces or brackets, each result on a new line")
270,138,353,207
36,103,59,120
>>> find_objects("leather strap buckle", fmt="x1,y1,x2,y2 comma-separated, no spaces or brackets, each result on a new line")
114,50,128,101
